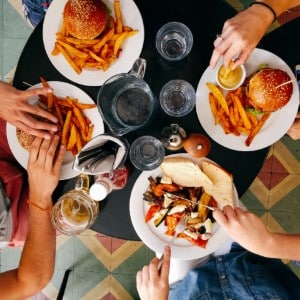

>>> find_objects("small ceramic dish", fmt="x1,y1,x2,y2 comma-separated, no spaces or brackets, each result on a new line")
216,63,246,90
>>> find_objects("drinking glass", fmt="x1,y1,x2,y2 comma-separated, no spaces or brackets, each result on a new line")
129,136,165,171
159,79,196,117
155,22,193,61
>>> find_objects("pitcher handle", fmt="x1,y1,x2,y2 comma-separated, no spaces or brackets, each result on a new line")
75,174,90,193
129,58,146,78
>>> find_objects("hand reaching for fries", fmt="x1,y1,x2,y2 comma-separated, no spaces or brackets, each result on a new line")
0,81,59,139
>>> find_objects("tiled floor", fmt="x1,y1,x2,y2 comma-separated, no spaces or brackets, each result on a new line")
0,0,300,299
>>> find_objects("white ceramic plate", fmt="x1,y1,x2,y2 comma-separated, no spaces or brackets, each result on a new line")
196,48,299,151
129,153,239,260
6,81,105,180
43,0,144,86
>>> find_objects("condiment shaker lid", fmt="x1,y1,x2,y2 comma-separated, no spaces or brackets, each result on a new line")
89,182,110,201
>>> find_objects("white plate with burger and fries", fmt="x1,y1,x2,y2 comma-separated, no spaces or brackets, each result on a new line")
6,81,105,180
129,153,239,260
43,0,144,86
196,48,299,151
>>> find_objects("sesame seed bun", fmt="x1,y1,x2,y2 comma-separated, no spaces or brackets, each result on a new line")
16,128,35,151
248,68,293,112
63,0,108,40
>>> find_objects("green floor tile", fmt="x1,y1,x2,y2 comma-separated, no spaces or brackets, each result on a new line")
271,185,300,211
0,246,22,272
112,245,153,274
269,211,300,234
74,238,109,273
112,273,139,300
241,189,268,210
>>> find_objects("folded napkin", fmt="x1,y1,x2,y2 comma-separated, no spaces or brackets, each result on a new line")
0,119,29,247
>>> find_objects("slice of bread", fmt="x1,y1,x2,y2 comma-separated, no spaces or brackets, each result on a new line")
160,157,213,188
201,160,234,208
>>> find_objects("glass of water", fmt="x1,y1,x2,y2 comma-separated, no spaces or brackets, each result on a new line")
129,136,165,171
159,79,196,117
155,22,193,61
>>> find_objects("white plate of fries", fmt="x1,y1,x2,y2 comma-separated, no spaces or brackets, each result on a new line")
129,153,239,260
6,81,105,180
43,0,144,86
196,48,299,151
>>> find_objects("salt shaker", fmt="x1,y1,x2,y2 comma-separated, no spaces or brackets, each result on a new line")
161,123,187,151
89,166,129,201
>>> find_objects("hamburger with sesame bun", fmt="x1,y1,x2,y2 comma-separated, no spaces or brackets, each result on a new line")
63,0,108,40
246,67,293,112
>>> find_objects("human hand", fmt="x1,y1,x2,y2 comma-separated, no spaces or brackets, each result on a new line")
209,5,273,69
27,135,65,209
287,112,300,140
0,81,58,139
213,206,273,256
136,245,170,300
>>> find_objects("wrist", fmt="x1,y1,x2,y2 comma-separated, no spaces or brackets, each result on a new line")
28,193,53,211
248,2,276,26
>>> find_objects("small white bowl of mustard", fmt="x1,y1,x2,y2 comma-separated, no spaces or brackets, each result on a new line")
216,63,246,90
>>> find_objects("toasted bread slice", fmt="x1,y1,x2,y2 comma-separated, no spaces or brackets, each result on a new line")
160,157,213,188
201,160,234,208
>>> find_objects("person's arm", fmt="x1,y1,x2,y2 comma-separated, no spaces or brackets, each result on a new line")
287,112,300,140
136,245,171,300
210,0,300,69
0,81,58,139
213,205,300,260
0,135,65,299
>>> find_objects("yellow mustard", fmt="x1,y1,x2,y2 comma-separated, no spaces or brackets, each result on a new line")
218,65,243,88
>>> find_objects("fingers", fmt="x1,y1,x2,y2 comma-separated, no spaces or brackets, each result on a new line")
160,245,171,278
21,86,53,99
213,207,228,226
13,120,54,140
25,104,59,125
28,136,43,165
44,135,60,171
52,144,65,176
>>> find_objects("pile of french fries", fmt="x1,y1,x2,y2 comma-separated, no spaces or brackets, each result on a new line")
206,82,271,146
51,0,138,74
39,77,96,155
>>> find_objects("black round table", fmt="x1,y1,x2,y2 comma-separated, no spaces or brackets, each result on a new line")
13,0,274,240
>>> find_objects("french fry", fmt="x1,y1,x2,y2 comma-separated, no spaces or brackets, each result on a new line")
75,103,97,110
76,129,83,152
114,31,128,55
232,95,252,130
53,95,64,127
56,44,82,74
93,28,115,51
40,77,54,109
87,50,106,64
114,0,123,33
72,106,88,137
67,124,77,150
206,82,229,115
245,113,271,146
208,93,218,118
61,110,72,146
57,40,89,59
